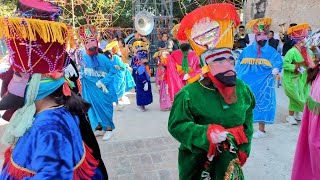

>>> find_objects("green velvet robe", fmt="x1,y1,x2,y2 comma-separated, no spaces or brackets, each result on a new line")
168,78,255,180
282,47,310,112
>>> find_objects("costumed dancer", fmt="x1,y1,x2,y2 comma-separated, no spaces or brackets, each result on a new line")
291,61,320,179
135,50,153,112
103,41,135,105
236,18,283,138
282,23,316,125
166,24,202,102
168,4,255,179
65,49,108,178
78,24,116,141
0,0,106,179
154,50,172,111
130,41,149,88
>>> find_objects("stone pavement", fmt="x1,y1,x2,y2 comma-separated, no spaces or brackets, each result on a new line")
0,82,300,180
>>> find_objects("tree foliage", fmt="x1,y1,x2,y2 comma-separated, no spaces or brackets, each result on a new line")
0,0,244,28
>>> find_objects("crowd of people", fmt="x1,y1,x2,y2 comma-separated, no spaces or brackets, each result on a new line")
0,1,319,180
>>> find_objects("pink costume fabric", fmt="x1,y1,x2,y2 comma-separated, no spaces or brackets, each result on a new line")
166,50,201,102
8,73,30,97
156,60,171,110
292,72,320,180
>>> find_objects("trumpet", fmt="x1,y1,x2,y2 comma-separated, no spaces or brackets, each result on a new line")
239,32,246,39
279,23,286,39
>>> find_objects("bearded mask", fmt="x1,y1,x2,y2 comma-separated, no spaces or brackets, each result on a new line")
256,32,268,47
201,48,237,104
202,49,236,86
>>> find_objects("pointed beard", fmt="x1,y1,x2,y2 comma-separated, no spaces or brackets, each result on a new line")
257,40,267,47
214,71,236,87
207,73,238,104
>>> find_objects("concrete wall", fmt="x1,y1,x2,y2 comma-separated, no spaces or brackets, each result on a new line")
244,0,320,32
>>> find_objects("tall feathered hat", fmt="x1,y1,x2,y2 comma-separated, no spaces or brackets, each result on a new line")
177,3,240,74
1,0,74,145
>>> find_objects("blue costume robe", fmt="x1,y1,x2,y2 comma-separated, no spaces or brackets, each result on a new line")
81,53,116,130
131,55,139,88
136,63,153,106
236,41,283,124
110,55,135,101
0,107,102,179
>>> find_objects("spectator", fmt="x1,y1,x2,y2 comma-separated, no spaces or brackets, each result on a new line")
281,23,297,56
157,32,168,51
268,30,279,50
119,38,130,64
97,32,108,50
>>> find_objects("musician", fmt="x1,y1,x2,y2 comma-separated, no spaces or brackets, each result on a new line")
234,25,250,49
97,32,108,50
133,30,149,44
280,23,297,56
167,24,181,52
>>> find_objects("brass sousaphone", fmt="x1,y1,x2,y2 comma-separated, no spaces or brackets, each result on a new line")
134,10,155,36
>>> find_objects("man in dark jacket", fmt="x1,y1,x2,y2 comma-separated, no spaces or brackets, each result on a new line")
268,30,279,50
281,23,297,56
234,25,250,49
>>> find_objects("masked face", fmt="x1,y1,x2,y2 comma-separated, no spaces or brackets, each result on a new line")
85,38,98,53
180,43,190,52
255,32,268,47
191,17,220,50
207,54,236,87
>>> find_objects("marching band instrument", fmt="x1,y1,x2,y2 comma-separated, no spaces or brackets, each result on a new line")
279,23,286,40
134,10,155,36
239,32,246,39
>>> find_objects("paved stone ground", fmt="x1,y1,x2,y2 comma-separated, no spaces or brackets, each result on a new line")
0,81,299,180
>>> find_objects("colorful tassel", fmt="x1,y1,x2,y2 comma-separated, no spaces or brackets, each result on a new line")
0,17,74,46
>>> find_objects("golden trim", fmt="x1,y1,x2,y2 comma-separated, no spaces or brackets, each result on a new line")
240,58,272,67
224,158,241,180
199,80,216,91
35,105,65,115
10,146,36,175
187,74,200,84
73,143,86,170
9,142,87,175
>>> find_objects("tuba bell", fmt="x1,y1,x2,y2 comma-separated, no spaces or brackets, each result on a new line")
134,10,155,36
